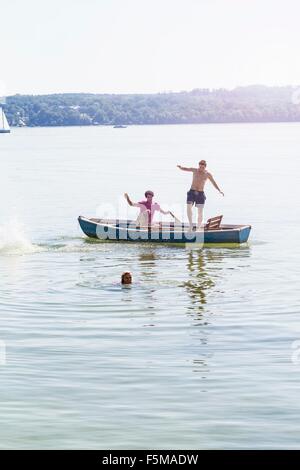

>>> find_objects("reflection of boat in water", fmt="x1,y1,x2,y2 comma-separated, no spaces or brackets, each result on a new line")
182,251,215,309
183,245,250,312
0,107,10,133
78,217,251,244
113,125,127,128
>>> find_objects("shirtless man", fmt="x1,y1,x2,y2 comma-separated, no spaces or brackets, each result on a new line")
177,160,224,230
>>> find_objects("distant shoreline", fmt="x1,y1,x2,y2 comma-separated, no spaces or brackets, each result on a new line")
4,85,300,128
9,120,300,129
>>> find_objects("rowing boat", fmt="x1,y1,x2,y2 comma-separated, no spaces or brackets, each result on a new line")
78,216,251,244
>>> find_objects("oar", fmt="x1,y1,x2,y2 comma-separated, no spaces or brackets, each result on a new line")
169,211,182,224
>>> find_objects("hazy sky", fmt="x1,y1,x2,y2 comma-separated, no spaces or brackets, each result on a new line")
1,0,300,95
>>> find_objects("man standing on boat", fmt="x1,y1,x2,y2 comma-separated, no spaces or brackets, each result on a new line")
124,191,171,225
177,160,224,230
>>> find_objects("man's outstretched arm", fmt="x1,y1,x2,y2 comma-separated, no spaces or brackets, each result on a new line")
124,193,140,207
207,174,224,196
177,165,195,172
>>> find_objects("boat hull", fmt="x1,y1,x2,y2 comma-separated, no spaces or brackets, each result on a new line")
78,217,251,244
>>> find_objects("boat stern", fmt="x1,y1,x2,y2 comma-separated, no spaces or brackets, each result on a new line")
238,225,251,243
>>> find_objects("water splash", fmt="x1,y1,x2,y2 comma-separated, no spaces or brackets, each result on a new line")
0,218,39,255
0,219,105,256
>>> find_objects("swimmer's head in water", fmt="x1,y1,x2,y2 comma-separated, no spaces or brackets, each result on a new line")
121,272,132,284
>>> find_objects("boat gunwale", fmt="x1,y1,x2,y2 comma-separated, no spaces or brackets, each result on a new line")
78,216,251,234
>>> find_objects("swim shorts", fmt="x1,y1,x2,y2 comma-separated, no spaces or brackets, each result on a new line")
186,189,206,206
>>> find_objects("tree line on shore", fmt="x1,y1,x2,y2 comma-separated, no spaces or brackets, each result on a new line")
4,85,300,127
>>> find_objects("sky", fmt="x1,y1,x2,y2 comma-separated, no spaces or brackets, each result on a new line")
1,0,300,96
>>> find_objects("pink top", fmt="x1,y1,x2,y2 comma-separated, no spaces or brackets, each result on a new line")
138,200,161,223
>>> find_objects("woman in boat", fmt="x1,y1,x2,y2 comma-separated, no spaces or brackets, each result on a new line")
124,191,171,225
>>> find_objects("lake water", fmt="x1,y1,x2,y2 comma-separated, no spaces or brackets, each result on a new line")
0,123,300,449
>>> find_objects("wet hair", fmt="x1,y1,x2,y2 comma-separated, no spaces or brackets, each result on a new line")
145,190,154,197
199,160,207,167
121,272,132,284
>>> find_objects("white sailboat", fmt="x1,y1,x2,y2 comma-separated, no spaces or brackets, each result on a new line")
0,107,10,133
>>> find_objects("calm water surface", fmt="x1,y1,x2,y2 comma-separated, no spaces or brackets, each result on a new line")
0,124,300,449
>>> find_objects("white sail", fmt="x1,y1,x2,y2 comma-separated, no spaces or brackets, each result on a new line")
0,107,10,133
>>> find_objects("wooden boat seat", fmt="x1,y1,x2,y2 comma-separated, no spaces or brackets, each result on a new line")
205,215,223,231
